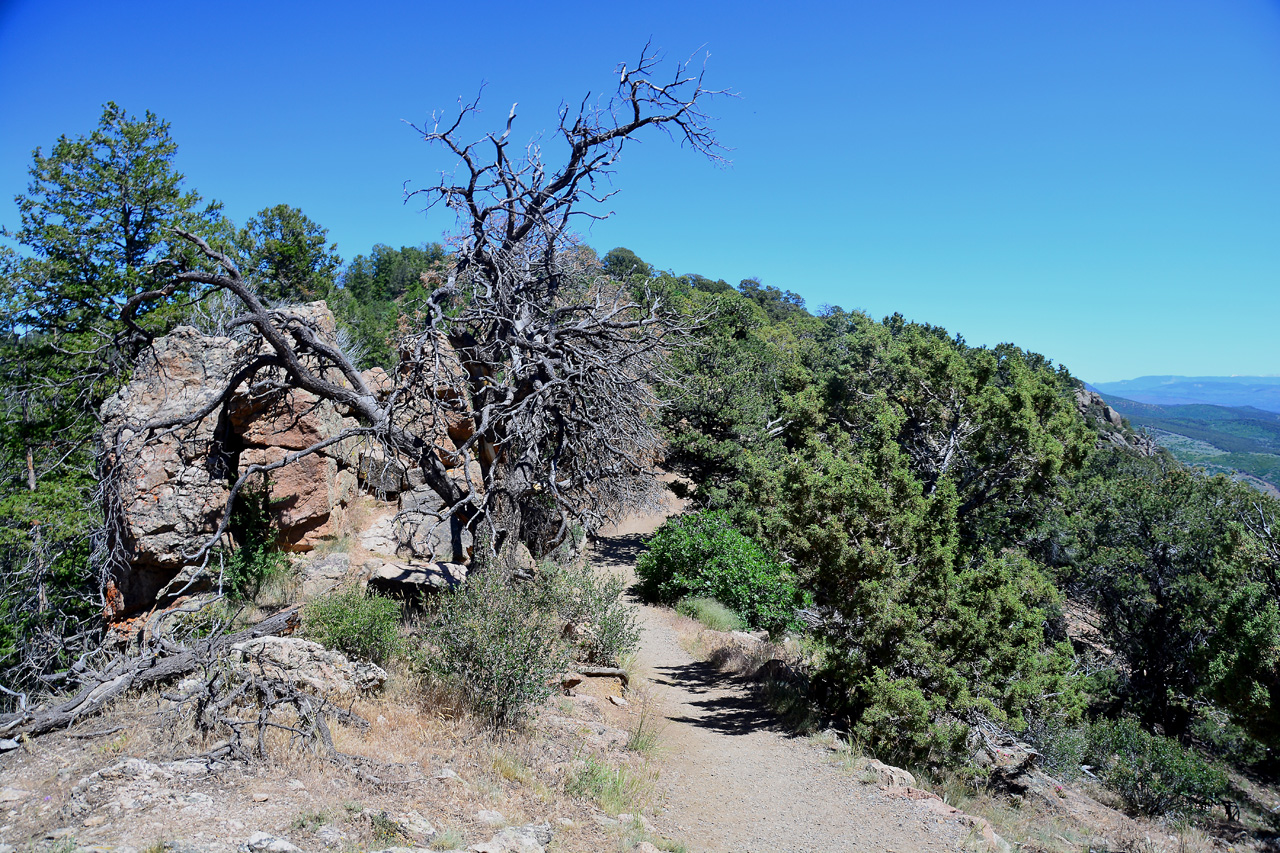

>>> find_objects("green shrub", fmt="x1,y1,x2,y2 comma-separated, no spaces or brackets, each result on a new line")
417,570,569,727
534,560,641,667
302,586,402,665
637,510,804,635
676,596,744,632
1086,717,1229,816
1191,711,1267,765
223,480,292,601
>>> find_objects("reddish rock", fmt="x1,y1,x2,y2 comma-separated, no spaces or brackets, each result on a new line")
101,302,478,617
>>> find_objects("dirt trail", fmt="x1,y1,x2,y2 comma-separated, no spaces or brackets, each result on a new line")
593,509,969,853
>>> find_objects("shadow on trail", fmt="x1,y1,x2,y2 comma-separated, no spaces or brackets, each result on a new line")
653,660,781,737
592,533,645,568
594,529,808,739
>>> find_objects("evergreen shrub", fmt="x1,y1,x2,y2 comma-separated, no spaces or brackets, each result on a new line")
636,510,803,635
223,480,291,601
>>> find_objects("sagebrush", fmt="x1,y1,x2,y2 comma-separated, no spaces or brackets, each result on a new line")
416,570,569,727
535,559,641,666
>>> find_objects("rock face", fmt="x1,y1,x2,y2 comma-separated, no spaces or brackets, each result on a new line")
101,302,479,618
101,327,245,614
1073,387,1158,457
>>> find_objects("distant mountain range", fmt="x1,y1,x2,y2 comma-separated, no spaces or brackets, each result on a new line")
1091,376,1280,413
1094,389,1280,496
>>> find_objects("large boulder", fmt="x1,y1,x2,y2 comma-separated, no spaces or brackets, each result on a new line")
397,485,473,562
101,302,482,618
101,327,245,614
227,636,387,697
368,560,468,597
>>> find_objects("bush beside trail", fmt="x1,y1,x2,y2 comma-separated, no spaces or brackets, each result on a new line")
637,510,805,635
413,559,642,728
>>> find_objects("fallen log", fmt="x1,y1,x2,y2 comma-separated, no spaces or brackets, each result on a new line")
577,665,630,688
0,605,301,739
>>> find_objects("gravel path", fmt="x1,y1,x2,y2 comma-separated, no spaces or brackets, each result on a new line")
592,528,968,853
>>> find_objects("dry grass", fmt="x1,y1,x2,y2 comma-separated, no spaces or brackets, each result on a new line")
0,663,682,853
623,686,667,756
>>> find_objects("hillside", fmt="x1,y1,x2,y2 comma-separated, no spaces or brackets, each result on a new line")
1100,393,1280,494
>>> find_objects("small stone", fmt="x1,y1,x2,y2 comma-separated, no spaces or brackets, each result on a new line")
240,831,301,853
608,695,628,707
0,738,18,752
862,758,916,788
167,759,214,776
470,827,544,853
554,817,574,828
561,672,584,693
164,842,206,853
315,825,347,848
515,823,552,845
434,767,461,781
286,779,306,790
476,808,506,825
633,844,662,853
395,809,436,839
252,793,270,802
0,787,31,804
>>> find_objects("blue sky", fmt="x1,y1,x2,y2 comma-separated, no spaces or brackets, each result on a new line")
2,0,1278,383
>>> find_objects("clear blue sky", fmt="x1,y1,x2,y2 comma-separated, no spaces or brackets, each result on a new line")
2,0,1278,383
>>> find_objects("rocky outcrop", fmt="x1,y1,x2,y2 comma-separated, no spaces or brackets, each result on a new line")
101,302,480,617
224,637,387,697
367,560,468,596
101,327,245,614
1073,387,1158,457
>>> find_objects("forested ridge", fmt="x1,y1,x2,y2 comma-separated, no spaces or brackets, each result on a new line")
4,77,1280,836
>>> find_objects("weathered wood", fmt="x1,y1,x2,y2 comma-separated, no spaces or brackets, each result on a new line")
0,605,301,739
577,665,630,688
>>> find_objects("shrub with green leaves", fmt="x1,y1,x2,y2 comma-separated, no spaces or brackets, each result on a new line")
637,510,803,635
1024,715,1088,782
1086,717,1229,816
302,586,402,665
534,560,640,667
1192,712,1267,765
417,570,569,727
222,480,292,601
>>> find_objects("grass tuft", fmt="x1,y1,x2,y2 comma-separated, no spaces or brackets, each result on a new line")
676,596,743,632
429,828,466,850
566,754,652,815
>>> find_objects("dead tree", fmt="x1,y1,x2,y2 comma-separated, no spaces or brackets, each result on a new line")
399,43,727,561
144,44,727,572
0,604,301,739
